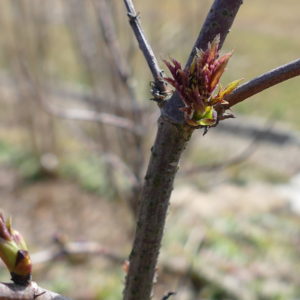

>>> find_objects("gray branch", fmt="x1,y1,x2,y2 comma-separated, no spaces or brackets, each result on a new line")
123,0,168,97
226,58,300,107
31,240,124,266
44,102,142,135
123,1,244,300
92,0,137,103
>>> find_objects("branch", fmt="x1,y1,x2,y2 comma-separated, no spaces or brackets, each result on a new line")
226,58,300,107
0,281,70,300
44,101,142,135
183,138,258,175
182,119,274,176
101,153,140,188
123,0,168,98
31,240,124,266
92,0,137,103
123,1,244,299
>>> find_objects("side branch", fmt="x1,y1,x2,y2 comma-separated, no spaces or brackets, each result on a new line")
123,0,168,97
44,102,142,135
226,58,300,107
0,282,70,300
94,0,132,84
92,0,137,103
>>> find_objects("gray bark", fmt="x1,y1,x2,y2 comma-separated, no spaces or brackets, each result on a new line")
123,1,244,299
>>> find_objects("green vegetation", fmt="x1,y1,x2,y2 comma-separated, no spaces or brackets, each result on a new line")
164,211,300,299
0,140,109,194
61,155,110,195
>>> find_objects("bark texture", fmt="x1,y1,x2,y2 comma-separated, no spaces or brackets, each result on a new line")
123,118,192,300
186,0,244,66
123,1,244,299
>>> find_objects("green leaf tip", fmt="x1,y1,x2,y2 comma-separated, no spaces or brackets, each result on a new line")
164,35,242,130
0,212,32,285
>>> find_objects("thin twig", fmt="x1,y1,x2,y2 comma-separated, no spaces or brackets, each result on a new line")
93,0,146,197
92,0,137,103
183,118,274,175
226,58,300,107
184,139,257,175
44,102,142,136
31,240,125,266
123,0,168,100
64,1,102,90
101,153,140,188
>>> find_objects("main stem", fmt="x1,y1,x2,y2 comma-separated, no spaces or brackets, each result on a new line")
123,117,192,300
123,1,243,299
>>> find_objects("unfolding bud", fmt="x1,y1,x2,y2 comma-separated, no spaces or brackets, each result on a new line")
164,35,242,129
0,213,32,285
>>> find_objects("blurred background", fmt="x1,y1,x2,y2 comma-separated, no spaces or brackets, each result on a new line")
0,0,300,299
